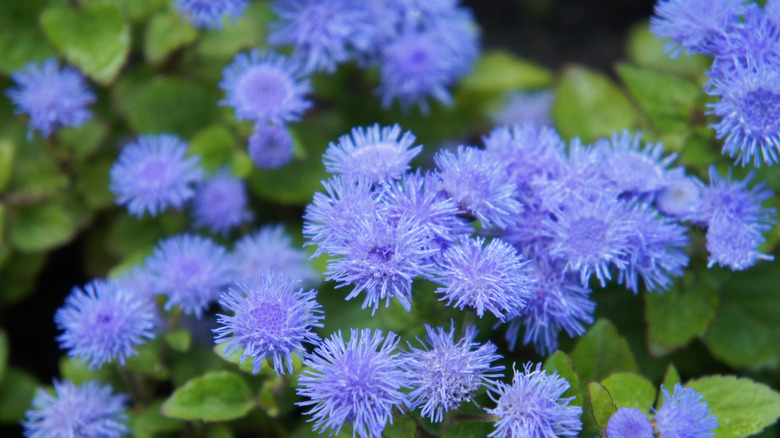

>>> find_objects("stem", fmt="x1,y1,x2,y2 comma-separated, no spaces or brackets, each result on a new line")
117,365,153,406
455,413,499,423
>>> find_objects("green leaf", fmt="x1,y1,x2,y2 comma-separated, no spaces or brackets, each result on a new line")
0,367,39,424
704,262,780,369
8,200,78,253
382,416,417,438
114,76,220,138
442,424,476,438
0,330,8,382
161,371,255,421
553,66,640,142
59,356,117,386
40,3,130,85
125,341,169,379
74,154,115,209
165,329,192,353
0,0,54,75
0,251,48,304
144,12,197,65
626,21,711,78
570,319,639,386
687,376,780,438
543,351,582,407
213,343,258,374
645,284,719,356
196,2,272,60
460,50,553,94
130,400,185,438
617,64,702,131
588,382,617,430
0,139,15,192
601,372,656,413
188,125,239,172
57,120,109,161
106,212,185,259
116,0,168,22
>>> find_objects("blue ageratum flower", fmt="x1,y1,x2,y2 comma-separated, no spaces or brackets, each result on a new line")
322,124,421,182
401,324,504,423
220,49,311,125
434,237,531,320
5,58,94,138
109,134,203,217
654,384,718,438
694,166,775,270
606,407,654,438
542,196,634,287
379,16,478,112
192,169,252,236
378,171,472,252
234,225,319,285
491,89,556,128
710,4,780,73
595,130,681,197
325,213,435,313
147,234,234,318
504,253,595,356
173,0,248,29
54,279,156,369
434,146,522,229
656,174,703,218
23,380,128,438
214,273,323,375
297,328,409,438
268,0,385,73
619,203,690,293
650,0,747,57
486,362,583,438
707,56,780,167
303,176,379,256
248,124,294,169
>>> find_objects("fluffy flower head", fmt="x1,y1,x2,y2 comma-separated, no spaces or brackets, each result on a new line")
214,273,323,375
234,225,319,285
173,0,248,29
491,90,556,128
248,124,294,169
595,130,679,196
486,362,583,438
192,169,252,235
6,58,94,138
650,0,747,57
323,124,421,182
23,380,128,438
654,384,718,438
109,134,203,217
55,279,156,369
220,49,311,125
401,324,504,422
297,329,408,438
606,407,653,438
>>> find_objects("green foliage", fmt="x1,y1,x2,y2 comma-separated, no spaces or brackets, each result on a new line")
553,66,640,142
587,381,617,429
144,12,197,65
460,50,553,95
542,351,582,407
161,371,255,421
687,376,780,438
40,2,130,85
8,200,80,253
601,372,656,413
0,0,53,75
645,284,719,356
570,319,639,385
0,367,39,423
0,330,7,382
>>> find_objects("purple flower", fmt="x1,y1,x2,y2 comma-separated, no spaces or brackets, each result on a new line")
401,323,504,423
504,253,595,355
173,0,248,29
214,273,323,375
109,134,203,217
248,124,294,169
219,49,311,125
55,279,156,369
378,171,472,252
435,146,522,229
619,202,690,293
707,56,780,167
434,237,531,320
268,0,385,73
650,0,747,57
705,213,774,270
491,90,556,128
656,174,703,218
5,58,94,138
606,407,653,438
542,196,634,287
693,166,775,226
23,380,128,438
379,15,478,112
323,124,421,182
654,384,718,438
303,176,379,256
595,130,680,197
297,328,409,438
146,234,234,318
486,362,582,438
710,4,780,73
324,213,435,313
234,225,319,285
192,169,252,235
